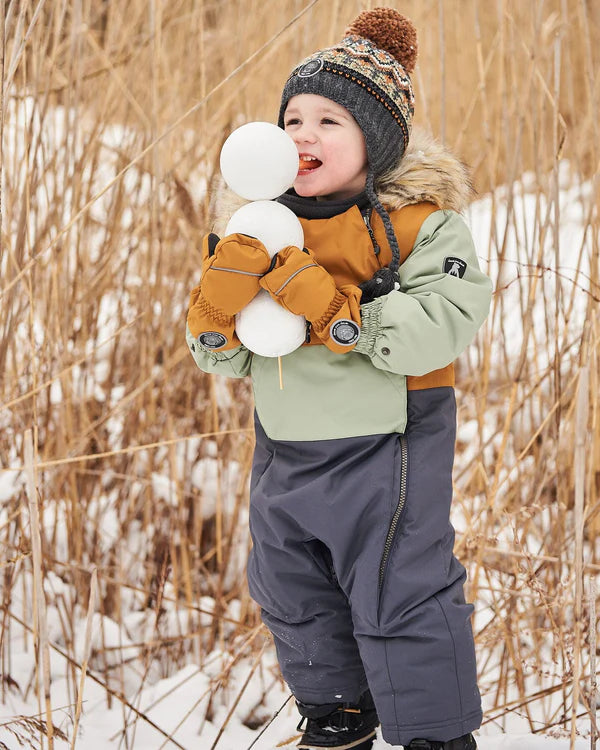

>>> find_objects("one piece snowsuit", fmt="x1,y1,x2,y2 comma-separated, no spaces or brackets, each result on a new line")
186,129,493,745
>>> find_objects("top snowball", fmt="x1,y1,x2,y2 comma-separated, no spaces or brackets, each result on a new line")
219,122,299,200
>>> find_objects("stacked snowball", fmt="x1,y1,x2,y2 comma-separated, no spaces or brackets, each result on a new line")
220,122,305,357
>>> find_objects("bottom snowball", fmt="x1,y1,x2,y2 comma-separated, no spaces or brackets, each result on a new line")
236,290,306,357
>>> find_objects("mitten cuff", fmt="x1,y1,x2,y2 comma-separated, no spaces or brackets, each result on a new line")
353,297,385,357
187,286,239,351
314,286,363,354
311,290,348,334
194,295,229,326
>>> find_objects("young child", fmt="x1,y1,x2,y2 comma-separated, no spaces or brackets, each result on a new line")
186,8,492,750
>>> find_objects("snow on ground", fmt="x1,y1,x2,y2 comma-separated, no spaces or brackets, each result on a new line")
0,652,593,749
0,632,594,749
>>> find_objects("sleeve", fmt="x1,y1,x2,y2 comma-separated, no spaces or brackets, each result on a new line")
353,209,492,376
185,322,253,378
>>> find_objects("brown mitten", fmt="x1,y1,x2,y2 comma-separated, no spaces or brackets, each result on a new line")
260,245,362,353
187,232,271,350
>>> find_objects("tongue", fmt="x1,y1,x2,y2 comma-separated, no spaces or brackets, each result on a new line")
299,158,322,170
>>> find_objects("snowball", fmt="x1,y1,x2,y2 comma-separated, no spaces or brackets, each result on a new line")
225,200,304,257
236,290,305,357
220,122,298,200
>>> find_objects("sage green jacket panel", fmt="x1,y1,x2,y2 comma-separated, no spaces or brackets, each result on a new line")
186,319,407,440
354,210,492,376
185,323,252,378
251,346,407,441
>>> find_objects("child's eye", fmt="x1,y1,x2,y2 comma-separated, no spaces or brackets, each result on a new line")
322,118,338,125
285,118,301,126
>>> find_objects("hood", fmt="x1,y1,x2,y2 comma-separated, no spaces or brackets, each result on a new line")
212,176,247,236
376,127,475,213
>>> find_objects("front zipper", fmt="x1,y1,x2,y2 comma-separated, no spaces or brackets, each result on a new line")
377,435,409,603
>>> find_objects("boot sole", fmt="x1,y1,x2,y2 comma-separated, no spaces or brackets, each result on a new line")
297,727,377,750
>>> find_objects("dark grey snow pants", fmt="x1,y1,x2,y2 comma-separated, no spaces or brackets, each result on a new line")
247,387,482,745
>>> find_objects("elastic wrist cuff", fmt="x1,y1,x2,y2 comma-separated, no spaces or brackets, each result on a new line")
187,296,238,350
312,290,347,333
353,298,385,356
196,295,232,327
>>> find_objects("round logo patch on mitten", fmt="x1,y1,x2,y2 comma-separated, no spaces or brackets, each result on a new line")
198,332,228,350
330,319,360,346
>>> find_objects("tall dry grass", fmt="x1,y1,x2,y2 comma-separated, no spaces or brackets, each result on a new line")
0,0,599,747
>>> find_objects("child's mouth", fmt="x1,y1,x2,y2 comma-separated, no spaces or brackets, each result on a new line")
298,156,322,175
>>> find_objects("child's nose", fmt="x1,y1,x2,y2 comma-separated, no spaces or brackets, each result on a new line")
294,123,317,143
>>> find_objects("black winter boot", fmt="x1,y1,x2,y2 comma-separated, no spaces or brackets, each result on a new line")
295,690,379,749
406,734,477,749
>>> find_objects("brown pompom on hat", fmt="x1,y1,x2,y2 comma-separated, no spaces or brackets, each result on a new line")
278,7,418,177
346,6,418,74
278,8,418,291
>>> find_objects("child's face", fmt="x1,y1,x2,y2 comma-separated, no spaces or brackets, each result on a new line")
283,94,368,200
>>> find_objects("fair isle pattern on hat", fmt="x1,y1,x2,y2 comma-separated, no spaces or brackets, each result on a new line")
289,35,414,153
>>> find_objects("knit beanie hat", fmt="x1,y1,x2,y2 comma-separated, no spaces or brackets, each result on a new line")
278,7,418,298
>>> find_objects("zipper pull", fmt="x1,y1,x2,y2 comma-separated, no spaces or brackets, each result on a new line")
305,321,311,344
362,212,381,256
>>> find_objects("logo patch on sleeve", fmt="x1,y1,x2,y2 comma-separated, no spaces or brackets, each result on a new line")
443,257,467,278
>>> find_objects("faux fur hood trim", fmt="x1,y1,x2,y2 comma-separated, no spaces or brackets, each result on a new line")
212,178,247,237
212,126,474,233
376,127,475,213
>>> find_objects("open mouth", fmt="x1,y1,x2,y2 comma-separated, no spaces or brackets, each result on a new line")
298,155,322,174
